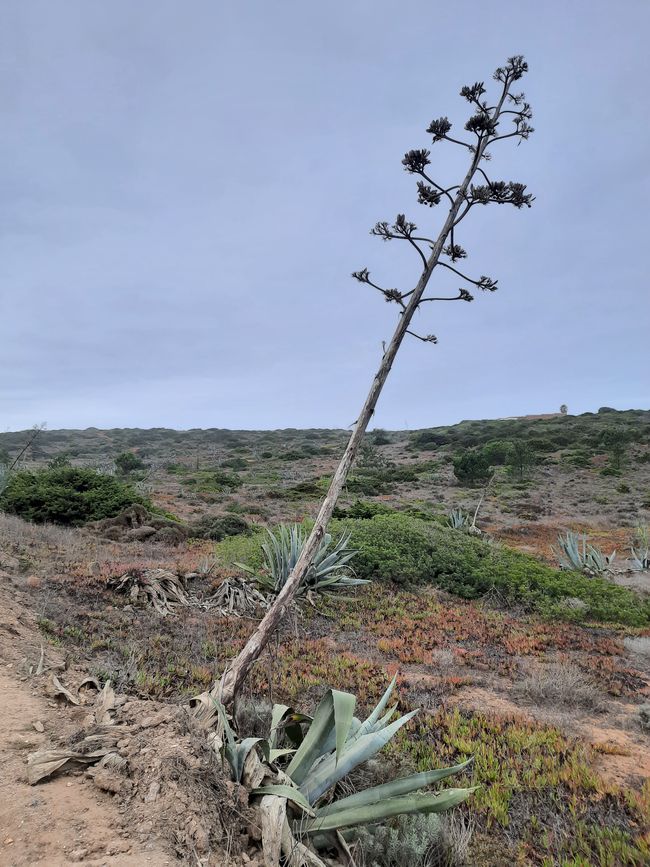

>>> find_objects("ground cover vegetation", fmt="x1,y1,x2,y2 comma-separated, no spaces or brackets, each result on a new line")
2,408,650,863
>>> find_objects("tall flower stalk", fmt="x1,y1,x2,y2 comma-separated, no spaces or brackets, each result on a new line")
216,56,535,708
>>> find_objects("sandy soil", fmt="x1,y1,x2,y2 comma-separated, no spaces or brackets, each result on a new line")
0,576,171,867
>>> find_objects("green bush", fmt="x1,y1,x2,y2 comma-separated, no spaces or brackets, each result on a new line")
115,451,146,475
453,450,491,486
182,468,242,492
481,440,511,465
216,527,266,572
190,514,251,541
332,500,396,519
328,514,650,626
0,466,149,526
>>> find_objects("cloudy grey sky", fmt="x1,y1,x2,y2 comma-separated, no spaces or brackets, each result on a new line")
2,1,649,432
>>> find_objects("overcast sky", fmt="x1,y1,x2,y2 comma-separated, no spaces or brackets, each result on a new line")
1,1,649,432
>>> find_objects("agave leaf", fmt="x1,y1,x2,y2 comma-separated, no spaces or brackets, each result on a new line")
350,675,397,741
302,787,477,833
269,704,292,749
315,759,473,817
332,690,356,766
227,737,266,783
253,785,316,817
233,561,257,576
300,709,418,804
286,690,337,785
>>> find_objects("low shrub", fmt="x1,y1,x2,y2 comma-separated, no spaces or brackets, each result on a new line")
332,499,396,519
182,468,242,491
115,451,146,475
452,450,491,486
0,466,148,526
219,513,650,625
215,527,266,572
328,514,650,626
190,514,251,541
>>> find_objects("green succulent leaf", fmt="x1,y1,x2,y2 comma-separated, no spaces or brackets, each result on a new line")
316,759,474,817
301,787,477,833
300,709,419,804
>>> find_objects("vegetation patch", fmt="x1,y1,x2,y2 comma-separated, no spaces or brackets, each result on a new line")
0,466,149,525
328,514,650,626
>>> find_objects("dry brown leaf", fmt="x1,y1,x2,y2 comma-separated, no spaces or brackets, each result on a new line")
50,674,79,705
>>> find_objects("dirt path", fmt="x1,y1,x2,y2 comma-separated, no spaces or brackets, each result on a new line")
0,576,171,867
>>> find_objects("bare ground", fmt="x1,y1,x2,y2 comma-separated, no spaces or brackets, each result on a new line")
0,576,172,866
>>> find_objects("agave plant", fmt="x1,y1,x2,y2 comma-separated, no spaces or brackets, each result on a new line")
631,526,650,571
553,531,616,577
447,508,470,531
237,523,367,596
212,677,474,865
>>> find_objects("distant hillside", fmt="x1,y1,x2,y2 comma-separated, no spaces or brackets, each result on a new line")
1,407,648,466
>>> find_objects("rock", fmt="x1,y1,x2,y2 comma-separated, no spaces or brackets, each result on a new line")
90,768,129,795
126,526,157,541
144,781,161,803
32,720,44,732
102,526,124,541
153,526,187,545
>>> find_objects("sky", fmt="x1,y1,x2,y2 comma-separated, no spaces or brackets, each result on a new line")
1,1,649,432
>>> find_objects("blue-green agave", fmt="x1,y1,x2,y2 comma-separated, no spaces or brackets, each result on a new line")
237,523,367,596
214,677,475,865
553,531,615,577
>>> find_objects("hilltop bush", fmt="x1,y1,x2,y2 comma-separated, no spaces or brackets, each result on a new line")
0,466,149,526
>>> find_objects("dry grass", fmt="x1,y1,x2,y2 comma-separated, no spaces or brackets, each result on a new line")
512,660,605,711
0,512,210,579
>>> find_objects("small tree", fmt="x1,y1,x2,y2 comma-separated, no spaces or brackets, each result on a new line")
601,427,630,471
453,449,492,485
115,451,146,475
507,439,537,480
216,56,535,708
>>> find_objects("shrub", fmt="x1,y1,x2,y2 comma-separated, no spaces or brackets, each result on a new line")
216,527,266,572
221,457,248,470
452,450,491,486
182,468,242,492
481,440,510,466
0,466,148,526
115,451,146,475
513,661,603,710
354,814,446,867
328,514,650,626
600,427,630,470
190,514,250,541
333,500,396,520
506,439,537,480
372,429,392,446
